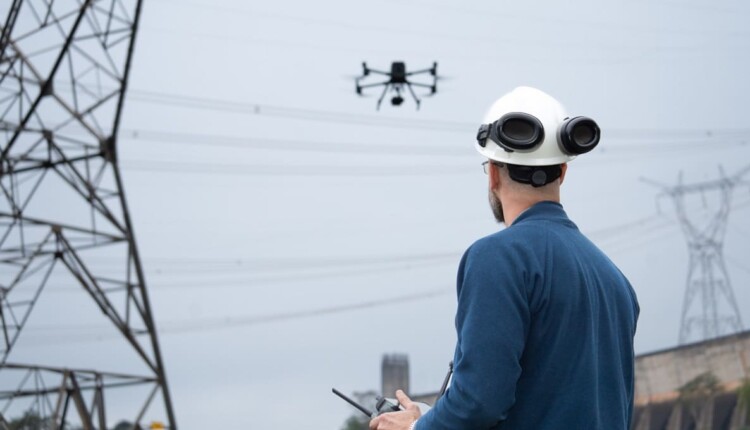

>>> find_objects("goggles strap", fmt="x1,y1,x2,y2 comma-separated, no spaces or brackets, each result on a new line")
476,124,491,148
507,164,562,188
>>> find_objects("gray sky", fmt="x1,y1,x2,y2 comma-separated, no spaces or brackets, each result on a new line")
5,0,750,428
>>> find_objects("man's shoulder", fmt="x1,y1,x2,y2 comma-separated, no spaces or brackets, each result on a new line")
463,225,548,268
469,222,550,252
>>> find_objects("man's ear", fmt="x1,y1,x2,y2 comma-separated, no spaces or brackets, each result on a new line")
489,162,501,191
559,163,568,185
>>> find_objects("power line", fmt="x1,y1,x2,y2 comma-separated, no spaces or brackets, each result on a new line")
126,89,472,132
43,256,458,293
382,0,750,37
18,287,453,345
598,195,750,255
169,287,451,334
120,159,471,177
149,0,750,54
585,213,664,241
604,220,680,256
726,255,750,276
124,88,750,140
55,251,461,271
45,85,750,144
630,0,750,15
117,128,468,156
116,127,749,156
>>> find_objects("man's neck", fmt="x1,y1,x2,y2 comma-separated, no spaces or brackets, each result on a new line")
502,195,560,226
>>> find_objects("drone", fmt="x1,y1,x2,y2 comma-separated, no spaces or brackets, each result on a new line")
355,61,439,110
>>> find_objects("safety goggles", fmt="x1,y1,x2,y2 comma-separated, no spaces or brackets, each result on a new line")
476,113,600,155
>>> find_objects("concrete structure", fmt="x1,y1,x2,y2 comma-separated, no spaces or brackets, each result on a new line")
632,330,750,430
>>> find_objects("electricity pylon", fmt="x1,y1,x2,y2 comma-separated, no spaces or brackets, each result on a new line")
0,1,176,428
645,165,749,345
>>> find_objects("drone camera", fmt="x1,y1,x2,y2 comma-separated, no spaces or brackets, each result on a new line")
391,96,404,106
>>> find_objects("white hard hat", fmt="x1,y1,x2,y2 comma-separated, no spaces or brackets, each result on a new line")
475,86,600,166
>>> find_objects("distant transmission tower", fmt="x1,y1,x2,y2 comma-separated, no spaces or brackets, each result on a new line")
646,165,750,345
0,1,176,429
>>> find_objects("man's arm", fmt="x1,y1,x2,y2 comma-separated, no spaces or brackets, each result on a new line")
416,241,531,429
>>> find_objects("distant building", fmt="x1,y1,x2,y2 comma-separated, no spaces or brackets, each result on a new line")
381,353,410,398
380,330,750,429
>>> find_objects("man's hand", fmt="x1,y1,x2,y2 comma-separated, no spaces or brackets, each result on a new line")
369,390,421,430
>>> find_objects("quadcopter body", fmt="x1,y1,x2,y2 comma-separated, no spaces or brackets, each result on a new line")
355,61,439,110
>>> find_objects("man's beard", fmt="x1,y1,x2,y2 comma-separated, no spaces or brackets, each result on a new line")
488,189,505,224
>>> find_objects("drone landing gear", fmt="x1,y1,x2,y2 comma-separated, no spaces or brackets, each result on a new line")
376,83,389,111
405,83,421,110
375,85,420,110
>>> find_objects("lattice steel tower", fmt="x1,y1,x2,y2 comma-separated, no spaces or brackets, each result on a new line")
648,166,749,345
0,1,176,428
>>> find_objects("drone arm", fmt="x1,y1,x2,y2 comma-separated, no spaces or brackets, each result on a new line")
357,81,392,90
365,68,390,76
405,68,434,76
408,82,435,89
408,81,437,94
405,83,422,110
376,83,390,110
406,63,438,76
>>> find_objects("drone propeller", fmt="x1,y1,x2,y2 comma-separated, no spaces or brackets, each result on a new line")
355,88,375,98
421,84,451,97
351,81,381,98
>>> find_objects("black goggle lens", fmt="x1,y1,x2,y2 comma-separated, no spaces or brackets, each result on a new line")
560,117,600,155
486,112,545,152
572,123,596,147
502,118,536,142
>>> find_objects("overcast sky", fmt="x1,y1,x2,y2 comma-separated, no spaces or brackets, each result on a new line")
4,0,750,428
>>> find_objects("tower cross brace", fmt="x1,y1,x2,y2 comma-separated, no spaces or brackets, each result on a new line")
645,165,749,345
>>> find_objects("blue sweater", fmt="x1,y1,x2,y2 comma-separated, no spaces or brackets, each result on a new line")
416,201,639,430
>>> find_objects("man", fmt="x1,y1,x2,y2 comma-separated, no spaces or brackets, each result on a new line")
370,87,640,430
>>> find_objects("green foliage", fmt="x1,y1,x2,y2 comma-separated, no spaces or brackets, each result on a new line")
113,421,136,430
738,379,750,428
677,371,720,399
340,414,369,430
338,390,377,430
5,411,135,430
7,410,54,430
677,371,721,423
739,379,750,407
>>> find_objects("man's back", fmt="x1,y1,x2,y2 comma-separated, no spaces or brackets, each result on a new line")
417,201,639,430
496,201,639,429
